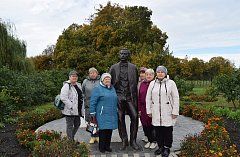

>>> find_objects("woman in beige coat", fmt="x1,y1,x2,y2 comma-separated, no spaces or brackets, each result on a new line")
146,66,179,157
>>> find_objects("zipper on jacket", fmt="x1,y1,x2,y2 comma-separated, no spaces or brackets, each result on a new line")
159,81,162,126
100,106,103,115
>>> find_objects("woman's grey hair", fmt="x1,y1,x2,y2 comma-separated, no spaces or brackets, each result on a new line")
89,67,98,73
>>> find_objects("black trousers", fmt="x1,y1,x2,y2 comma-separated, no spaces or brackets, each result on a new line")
99,129,113,151
154,126,173,148
143,125,155,143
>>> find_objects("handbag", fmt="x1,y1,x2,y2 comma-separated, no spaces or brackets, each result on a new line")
86,122,99,134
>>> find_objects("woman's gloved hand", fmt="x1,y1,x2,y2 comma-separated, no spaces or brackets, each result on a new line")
91,115,97,124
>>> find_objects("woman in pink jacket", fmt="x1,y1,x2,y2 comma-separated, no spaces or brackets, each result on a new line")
138,69,157,149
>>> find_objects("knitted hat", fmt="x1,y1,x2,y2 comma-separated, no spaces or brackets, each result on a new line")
156,66,168,75
139,67,147,73
89,67,98,73
101,73,111,82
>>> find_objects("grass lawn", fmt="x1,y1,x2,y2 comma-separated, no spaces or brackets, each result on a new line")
192,87,240,109
21,103,54,114
192,87,207,95
202,96,237,108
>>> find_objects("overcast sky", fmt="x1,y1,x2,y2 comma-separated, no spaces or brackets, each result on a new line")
1,0,240,67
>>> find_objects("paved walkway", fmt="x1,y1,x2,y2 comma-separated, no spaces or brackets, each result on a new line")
36,115,204,156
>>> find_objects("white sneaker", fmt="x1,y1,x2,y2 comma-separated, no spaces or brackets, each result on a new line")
149,142,157,149
144,142,151,148
142,136,148,142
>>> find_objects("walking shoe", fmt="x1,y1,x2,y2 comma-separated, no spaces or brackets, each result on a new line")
144,142,151,148
89,137,95,144
149,142,157,149
141,136,148,142
162,147,170,157
99,149,105,153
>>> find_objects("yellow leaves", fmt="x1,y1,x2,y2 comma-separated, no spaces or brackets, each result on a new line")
218,152,223,156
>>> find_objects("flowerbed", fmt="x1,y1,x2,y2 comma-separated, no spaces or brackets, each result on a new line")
180,104,239,157
15,104,89,156
32,137,89,157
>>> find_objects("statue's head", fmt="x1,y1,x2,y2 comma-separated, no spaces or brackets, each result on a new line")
119,48,130,62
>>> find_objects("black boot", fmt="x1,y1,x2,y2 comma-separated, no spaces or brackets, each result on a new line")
105,138,112,152
99,137,105,153
154,148,162,155
162,147,170,157
120,139,129,150
130,140,140,150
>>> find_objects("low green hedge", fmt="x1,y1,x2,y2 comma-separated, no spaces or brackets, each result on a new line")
209,106,240,123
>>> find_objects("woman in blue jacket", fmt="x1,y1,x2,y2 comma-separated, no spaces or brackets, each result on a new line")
90,73,118,153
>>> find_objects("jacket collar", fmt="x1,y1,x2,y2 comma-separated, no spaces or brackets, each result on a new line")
155,78,168,83
100,81,112,89
86,75,100,81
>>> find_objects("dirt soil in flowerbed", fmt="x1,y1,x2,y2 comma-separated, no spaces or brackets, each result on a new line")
223,118,240,152
0,124,30,157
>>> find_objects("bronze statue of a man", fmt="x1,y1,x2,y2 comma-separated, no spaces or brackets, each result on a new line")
109,48,140,150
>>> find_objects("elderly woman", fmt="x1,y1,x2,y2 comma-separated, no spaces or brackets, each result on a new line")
146,66,179,157
90,73,118,153
138,69,157,149
82,67,100,144
60,70,84,140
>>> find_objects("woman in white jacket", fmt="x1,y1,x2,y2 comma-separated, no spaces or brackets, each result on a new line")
146,66,179,157
60,70,84,140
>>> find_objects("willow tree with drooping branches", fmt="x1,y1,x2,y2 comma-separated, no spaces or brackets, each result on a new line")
0,19,33,72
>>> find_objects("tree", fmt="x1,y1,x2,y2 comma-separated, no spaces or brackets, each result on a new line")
188,58,205,80
42,44,55,56
0,19,33,72
212,69,240,109
53,2,169,77
31,55,53,71
207,57,234,80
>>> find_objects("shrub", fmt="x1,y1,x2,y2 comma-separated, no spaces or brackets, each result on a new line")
187,93,218,102
0,122,5,129
32,138,89,157
227,110,240,123
205,85,219,100
174,76,194,96
17,107,62,130
0,67,69,119
0,89,15,121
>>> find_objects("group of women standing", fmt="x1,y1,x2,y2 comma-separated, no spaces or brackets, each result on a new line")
138,66,179,156
60,65,179,157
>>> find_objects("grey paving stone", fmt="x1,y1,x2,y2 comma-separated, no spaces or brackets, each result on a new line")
36,115,204,155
